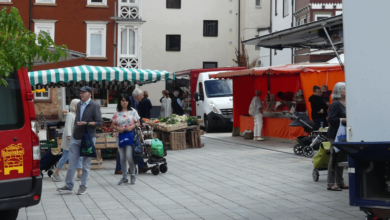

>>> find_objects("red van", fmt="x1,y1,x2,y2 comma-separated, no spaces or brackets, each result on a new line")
0,68,42,220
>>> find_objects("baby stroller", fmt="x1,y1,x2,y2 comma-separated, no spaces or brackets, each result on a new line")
284,112,328,157
40,148,62,177
138,125,168,176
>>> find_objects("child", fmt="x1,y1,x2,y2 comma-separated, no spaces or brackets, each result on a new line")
321,85,332,106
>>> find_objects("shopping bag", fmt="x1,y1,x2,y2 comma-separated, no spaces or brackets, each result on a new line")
151,138,164,157
118,131,133,148
312,142,331,169
334,119,347,153
132,127,143,163
80,122,97,157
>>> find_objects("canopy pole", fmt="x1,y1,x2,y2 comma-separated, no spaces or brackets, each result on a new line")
322,26,344,71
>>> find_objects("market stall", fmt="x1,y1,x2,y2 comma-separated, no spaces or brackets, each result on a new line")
29,65,175,169
210,63,344,141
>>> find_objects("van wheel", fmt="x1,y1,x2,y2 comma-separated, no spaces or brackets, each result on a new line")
205,118,213,133
0,209,19,220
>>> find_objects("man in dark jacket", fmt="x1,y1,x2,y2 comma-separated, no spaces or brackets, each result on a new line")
57,86,102,195
309,86,328,129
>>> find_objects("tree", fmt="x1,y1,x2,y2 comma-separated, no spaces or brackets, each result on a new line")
233,40,260,69
0,7,68,86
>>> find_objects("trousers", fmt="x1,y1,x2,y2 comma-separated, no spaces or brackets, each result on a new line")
57,149,83,170
254,113,263,137
65,135,96,190
327,139,348,186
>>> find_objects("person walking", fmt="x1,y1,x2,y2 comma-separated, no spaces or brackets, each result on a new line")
160,90,172,117
51,99,84,182
326,82,348,191
251,90,264,141
138,90,152,119
171,90,184,115
57,86,102,195
309,86,328,129
111,94,140,185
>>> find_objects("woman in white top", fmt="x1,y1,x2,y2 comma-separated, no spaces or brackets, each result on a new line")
160,90,172,117
51,99,84,182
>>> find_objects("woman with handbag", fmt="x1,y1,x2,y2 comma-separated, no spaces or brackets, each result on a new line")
111,94,140,185
326,82,348,191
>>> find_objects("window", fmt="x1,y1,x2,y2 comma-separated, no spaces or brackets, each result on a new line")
35,89,50,100
88,0,107,6
122,0,136,3
0,70,24,130
86,22,108,57
275,0,277,16
315,14,331,21
0,0,12,2
198,82,204,97
33,20,56,43
167,0,180,9
203,21,218,37
256,0,261,7
203,62,218,69
204,80,233,98
166,35,181,51
283,0,289,17
120,28,136,56
36,0,56,3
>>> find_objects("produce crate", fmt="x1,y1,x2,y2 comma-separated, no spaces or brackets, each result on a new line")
101,149,117,159
155,122,188,132
40,140,57,150
169,132,186,150
106,136,117,148
95,137,106,149
197,119,203,125
91,158,103,170
187,131,202,148
200,130,204,135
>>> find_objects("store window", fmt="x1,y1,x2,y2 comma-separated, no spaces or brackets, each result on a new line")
283,0,289,17
33,20,56,44
36,0,56,3
203,21,218,37
35,89,50,100
88,0,107,5
167,0,180,9
256,0,261,7
203,62,218,69
166,35,181,51
86,22,108,57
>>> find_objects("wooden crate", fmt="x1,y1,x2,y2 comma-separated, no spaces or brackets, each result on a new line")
169,132,186,150
91,149,103,169
187,131,202,148
95,137,106,149
200,130,204,135
155,122,188,132
106,136,117,148
197,119,203,125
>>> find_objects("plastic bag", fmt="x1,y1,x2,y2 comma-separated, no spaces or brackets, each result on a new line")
118,131,133,148
151,138,164,157
80,122,97,157
334,119,346,153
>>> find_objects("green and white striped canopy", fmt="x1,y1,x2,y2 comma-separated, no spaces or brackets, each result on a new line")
28,65,175,89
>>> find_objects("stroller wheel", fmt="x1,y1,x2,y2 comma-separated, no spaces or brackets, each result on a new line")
159,164,168,173
302,146,314,158
151,166,160,175
312,169,319,182
47,170,54,177
293,144,303,156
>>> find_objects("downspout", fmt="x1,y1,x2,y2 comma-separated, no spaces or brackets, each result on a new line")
270,0,272,66
113,2,117,67
238,0,241,64
29,0,32,31
291,0,294,64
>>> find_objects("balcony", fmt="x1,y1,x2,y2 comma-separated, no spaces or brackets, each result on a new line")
119,58,139,69
119,6,139,19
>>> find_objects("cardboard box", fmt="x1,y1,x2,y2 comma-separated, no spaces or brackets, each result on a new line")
95,137,106,149
106,136,117,148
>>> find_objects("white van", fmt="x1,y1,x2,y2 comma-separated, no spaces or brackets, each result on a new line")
193,72,233,132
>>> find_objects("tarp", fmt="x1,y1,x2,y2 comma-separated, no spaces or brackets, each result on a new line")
28,65,175,89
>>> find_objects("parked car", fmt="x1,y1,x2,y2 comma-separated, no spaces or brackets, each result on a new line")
0,68,42,220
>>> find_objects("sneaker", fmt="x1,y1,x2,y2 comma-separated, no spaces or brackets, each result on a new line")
77,187,87,195
257,137,264,141
57,185,72,193
118,178,128,185
130,175,136,185
51,174,62,182
75,175,81,181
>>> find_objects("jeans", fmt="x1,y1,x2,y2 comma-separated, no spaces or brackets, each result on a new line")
65,136,96,190
118,145,136,179
57,150,83,170
115,140,145,171
313,118,328,130
254,113,263,137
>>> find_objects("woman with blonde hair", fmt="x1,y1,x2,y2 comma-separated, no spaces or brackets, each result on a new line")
51,99,84,182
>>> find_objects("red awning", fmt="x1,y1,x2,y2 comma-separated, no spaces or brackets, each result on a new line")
210,63,343,79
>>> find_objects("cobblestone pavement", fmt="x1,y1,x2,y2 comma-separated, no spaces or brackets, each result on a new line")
18,133,365,220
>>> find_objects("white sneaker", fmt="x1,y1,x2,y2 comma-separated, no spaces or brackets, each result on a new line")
51,174,62,182
257,137,264,141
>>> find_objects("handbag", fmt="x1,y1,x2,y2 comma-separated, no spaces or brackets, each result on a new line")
132,126,143,163
118,131,133,148
80,122,97,157
334,118,347,153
